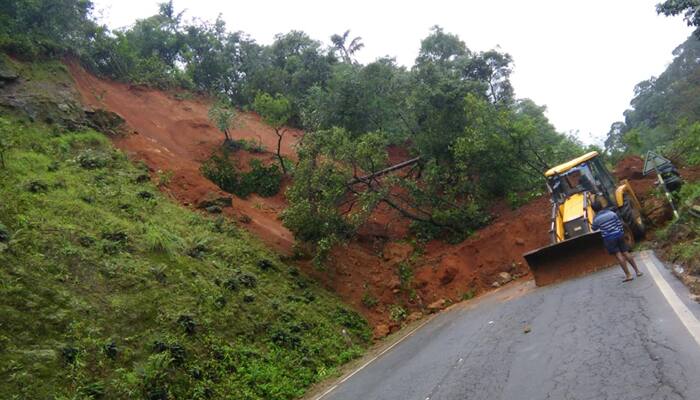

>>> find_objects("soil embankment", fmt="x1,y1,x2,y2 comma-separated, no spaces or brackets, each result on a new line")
68,60,301,255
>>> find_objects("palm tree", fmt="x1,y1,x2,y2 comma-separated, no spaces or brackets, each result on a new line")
330,30,364,63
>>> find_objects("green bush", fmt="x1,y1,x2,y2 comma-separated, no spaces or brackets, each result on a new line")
389,305,407,322
506,189,543,210
239,160,282,197
361,292,378,308
201,149,281,198
200,148,239,193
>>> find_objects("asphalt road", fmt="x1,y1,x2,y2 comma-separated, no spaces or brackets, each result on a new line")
320,251,700,400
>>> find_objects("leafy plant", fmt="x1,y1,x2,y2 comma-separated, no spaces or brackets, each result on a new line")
201,150,281,198
361,292,378,308
253,92,292,174
208,102,236,142
389,305,407,322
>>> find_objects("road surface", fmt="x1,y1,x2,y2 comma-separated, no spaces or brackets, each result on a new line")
318,251,700,400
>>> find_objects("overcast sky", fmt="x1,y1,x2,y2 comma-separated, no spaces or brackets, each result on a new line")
92,0,693,144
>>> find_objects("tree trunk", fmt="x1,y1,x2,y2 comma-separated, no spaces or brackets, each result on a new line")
347,157,421,185
276,129,287,174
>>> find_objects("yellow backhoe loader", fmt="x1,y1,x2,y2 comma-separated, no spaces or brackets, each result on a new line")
523,151,646,286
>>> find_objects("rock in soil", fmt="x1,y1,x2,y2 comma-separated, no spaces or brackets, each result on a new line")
382,242,413,263
373,324,390,339
427,299,447,312
440,267,458,286
197,193,233,209
406,312,423,322
498,272,513,283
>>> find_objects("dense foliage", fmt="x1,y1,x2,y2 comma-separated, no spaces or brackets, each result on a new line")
0,116,369,399
657,0,700,37
283,27,584,253
201,148,282,198
2,1,588,262
604,35,700,164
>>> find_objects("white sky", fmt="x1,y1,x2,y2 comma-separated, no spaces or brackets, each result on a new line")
92,0,693,144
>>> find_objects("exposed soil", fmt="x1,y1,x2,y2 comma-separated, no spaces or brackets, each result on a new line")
68,60,301,255
66,61,676,335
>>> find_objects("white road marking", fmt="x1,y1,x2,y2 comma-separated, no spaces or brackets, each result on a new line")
641,251,700,347
313,316,435,400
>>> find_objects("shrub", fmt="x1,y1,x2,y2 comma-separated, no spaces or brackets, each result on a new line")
201,150,282,198
506,189,543,210
389,305,407,322
200,149,239,194
462,288,476,301
77,149,109,169
361,292,378,308
0,222,10,243
239,160,282,197
398,262,413,286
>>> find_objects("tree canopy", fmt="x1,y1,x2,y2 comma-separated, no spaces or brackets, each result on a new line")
604,35,700,163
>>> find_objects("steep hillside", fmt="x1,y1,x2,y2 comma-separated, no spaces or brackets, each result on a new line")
0,112,369,399
68,60,302,256
63,61,558,331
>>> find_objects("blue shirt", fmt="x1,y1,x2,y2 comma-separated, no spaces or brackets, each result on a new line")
592,209,624,240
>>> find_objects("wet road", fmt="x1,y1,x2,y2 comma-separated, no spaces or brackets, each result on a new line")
320,251,700,400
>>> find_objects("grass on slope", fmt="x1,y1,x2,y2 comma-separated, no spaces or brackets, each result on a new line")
655,180,700,296
0,115,370,399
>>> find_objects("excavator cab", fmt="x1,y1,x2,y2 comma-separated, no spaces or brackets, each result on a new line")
524,151,646,286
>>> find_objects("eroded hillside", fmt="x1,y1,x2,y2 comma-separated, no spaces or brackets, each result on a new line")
65,62,556,333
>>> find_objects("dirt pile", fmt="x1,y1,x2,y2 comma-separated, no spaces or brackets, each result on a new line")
613,155,700,227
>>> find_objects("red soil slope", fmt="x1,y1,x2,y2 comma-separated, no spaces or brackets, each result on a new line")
68,61,301,255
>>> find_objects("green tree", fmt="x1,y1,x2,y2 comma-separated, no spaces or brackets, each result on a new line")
302,58,412,137
657,0,700,35
415,25,469,67
0,0,99,57
253,92,292,173
207,102,236,142
282,128,388,264
330,30,364,63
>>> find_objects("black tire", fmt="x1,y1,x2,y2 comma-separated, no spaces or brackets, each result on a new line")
629,206,646,239
622,223,636,249
620,196,646,239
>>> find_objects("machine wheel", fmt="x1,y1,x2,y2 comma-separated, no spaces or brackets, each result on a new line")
629,206,646,239
622,223,636,249
620,197,646,239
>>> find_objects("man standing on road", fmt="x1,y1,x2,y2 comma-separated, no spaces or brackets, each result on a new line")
591,198,644,282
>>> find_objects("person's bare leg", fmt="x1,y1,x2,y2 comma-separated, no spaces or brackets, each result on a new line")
623,251,643,276
615,252,633,281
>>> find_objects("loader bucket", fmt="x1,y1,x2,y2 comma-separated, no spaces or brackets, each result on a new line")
524,232,617,286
